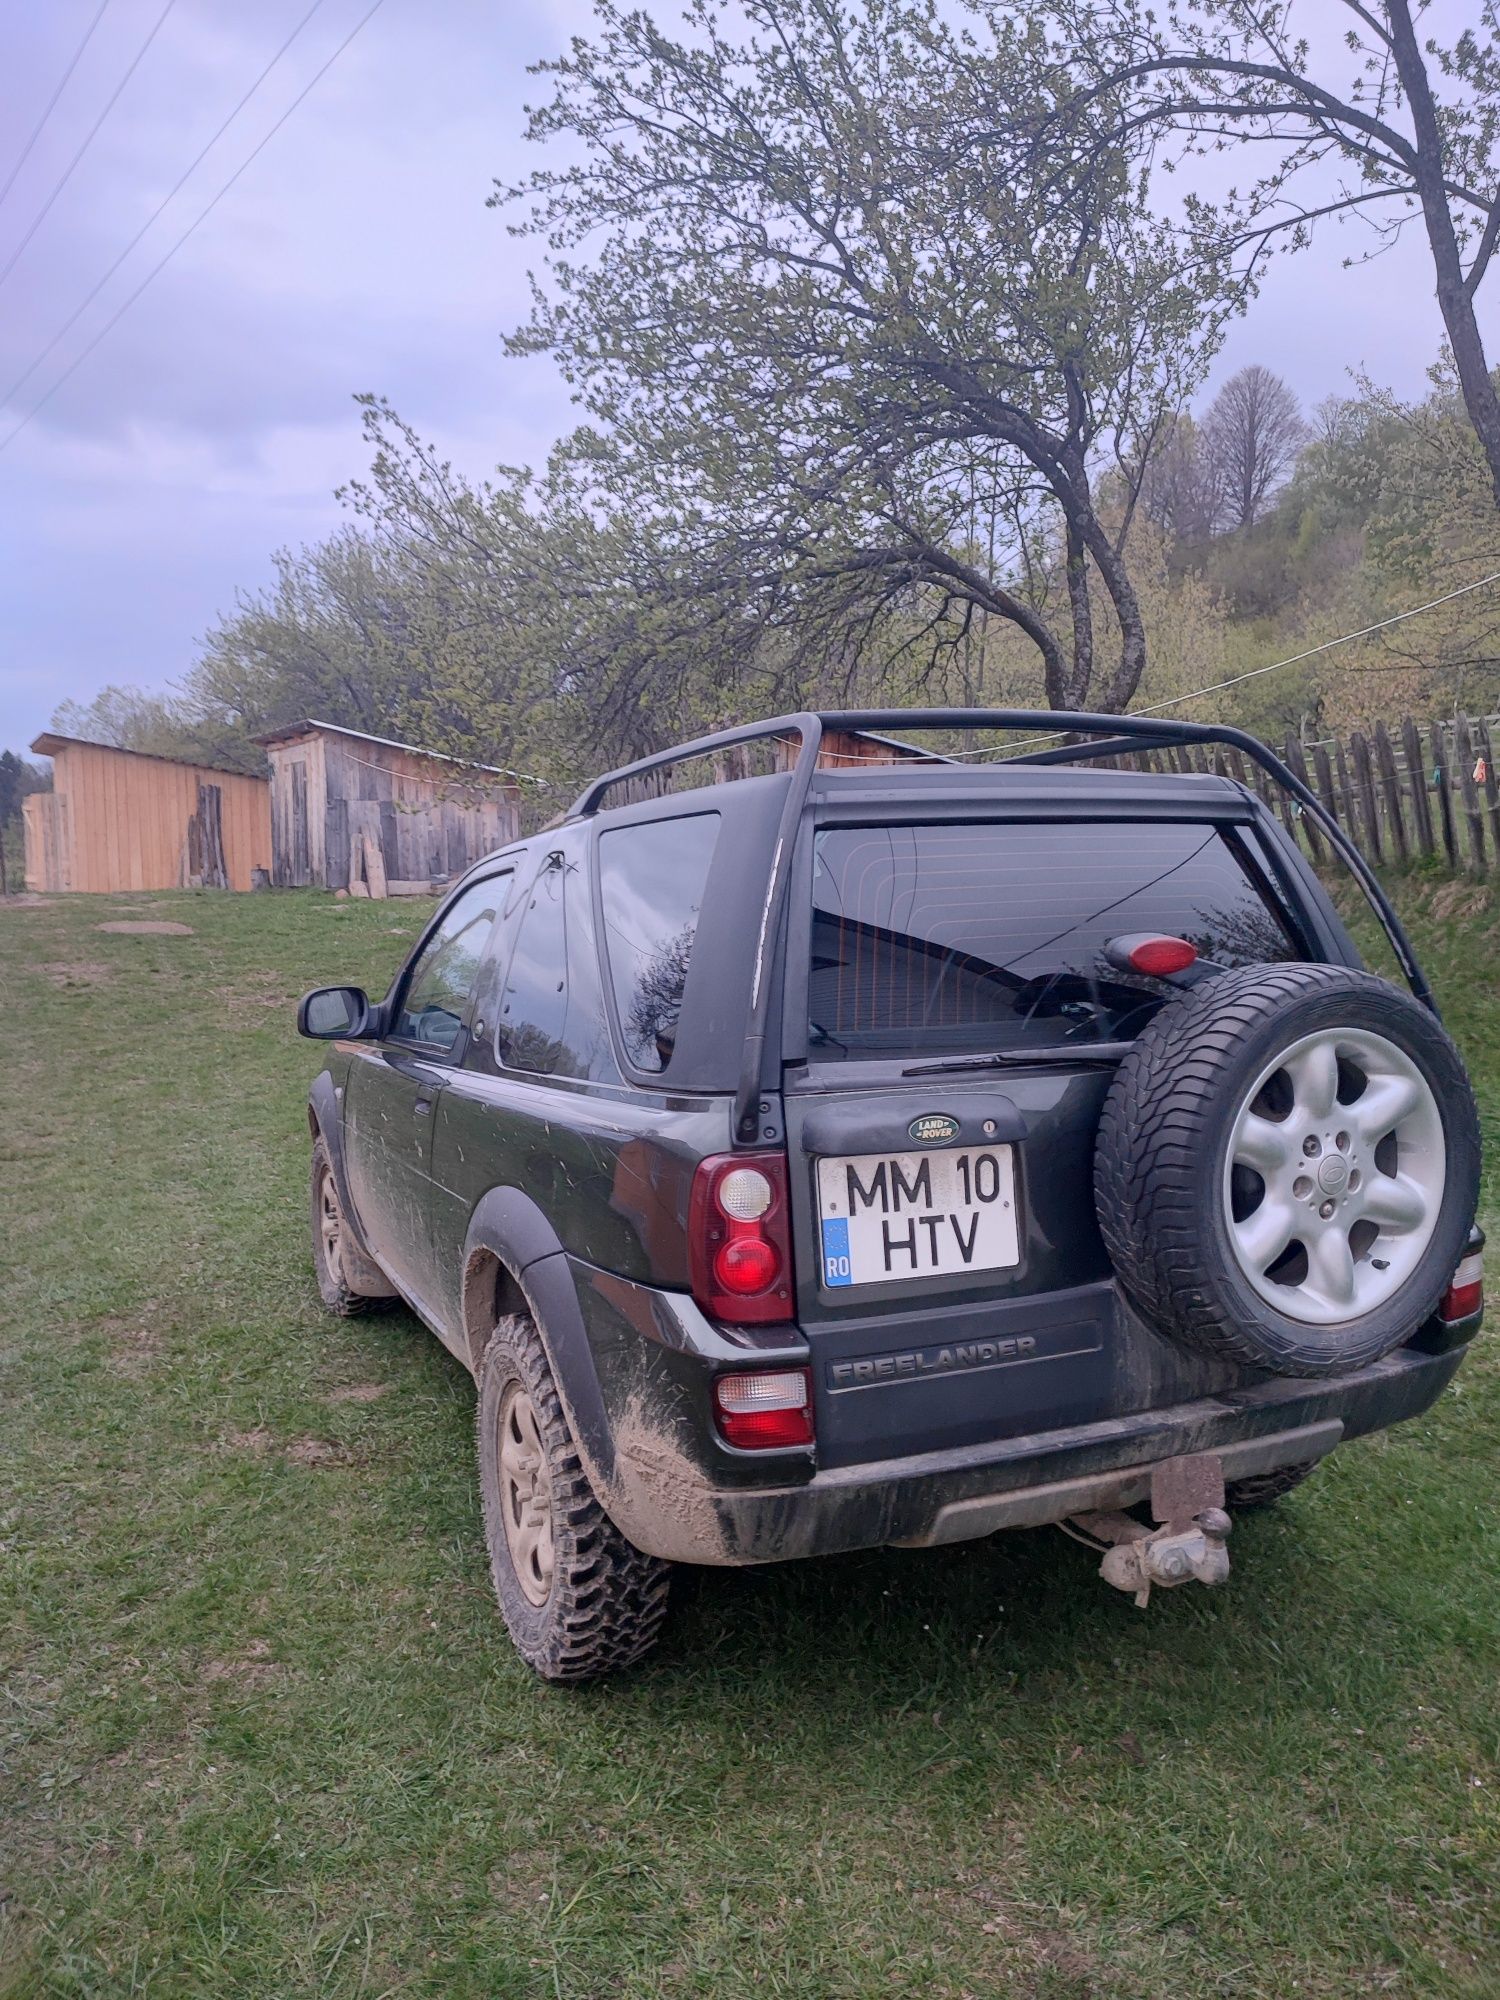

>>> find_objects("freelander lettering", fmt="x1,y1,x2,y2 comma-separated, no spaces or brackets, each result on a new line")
828,1335,1038,1388
845,1156,993,1272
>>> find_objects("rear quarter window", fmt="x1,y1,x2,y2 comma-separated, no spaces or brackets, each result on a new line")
599,813,719,1071
810,819,1298,1058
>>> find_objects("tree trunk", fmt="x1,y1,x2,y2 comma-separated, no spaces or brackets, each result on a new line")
1063,518,1094,706
1387,0,1500,509
1080,517,1148,713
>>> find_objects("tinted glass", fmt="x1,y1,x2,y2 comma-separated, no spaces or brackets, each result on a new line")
599,814,720,1071
810,820,1297,1057
498,855,570,1074
394,877,505,1052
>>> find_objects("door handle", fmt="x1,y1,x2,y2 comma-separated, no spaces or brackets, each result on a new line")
414,1097,432,1117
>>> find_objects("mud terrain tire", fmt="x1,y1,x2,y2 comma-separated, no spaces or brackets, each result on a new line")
477,1313,671,1682
310,1137,395,1316
1095,963,1479,1378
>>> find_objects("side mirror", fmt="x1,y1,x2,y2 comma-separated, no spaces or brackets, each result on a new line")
298,986,372,1039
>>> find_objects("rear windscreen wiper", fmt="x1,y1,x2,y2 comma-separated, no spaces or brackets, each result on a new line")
901,1043,1132,1077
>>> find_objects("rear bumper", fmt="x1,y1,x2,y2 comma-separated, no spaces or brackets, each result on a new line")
594,1327,1469,1564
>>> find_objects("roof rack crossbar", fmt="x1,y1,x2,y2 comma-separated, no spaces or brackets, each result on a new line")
570,717,815,819
1013,732,1184,768
570,708,1432,1146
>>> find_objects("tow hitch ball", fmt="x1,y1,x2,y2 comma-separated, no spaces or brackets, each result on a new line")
1065,1454,1232,1608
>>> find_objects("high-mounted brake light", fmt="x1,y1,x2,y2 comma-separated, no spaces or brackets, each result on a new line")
1440,1248,1484,1324
1126,935,1199,977
712,1368,814,1449
689,1152,794,1323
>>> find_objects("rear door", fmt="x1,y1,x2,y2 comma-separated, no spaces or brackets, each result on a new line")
781,812,1306,1461
344,873,508,1313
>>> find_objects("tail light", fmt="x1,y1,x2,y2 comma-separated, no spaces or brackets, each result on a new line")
713,1368,814,1449
1440,1247,1484,1323
689,1152,794,1323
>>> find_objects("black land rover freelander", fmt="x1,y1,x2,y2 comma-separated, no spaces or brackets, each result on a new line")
298,710,1483,1679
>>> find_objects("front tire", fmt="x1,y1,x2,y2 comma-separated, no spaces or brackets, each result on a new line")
310,1137,393,1316
477,1312,671,1682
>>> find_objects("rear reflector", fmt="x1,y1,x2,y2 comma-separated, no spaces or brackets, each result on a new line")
712,1368,814,1450
1440,1249,1484,1323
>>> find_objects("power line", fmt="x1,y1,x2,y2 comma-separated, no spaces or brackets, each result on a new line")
0,0,114,211
1,0,331,413
1133,568,1500,716
959,568,1500,757
0,0,180,295
0,0,387,460
786,567,1500,763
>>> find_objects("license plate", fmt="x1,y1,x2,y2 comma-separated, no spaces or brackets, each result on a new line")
817,1146,1019,1289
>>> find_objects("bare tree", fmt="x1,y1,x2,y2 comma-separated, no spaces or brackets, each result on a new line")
1051,0,1500,508
1139,411,1227,544
1203,365,1307,529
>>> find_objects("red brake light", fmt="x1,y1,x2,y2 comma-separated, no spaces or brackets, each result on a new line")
1127,935,1198,977
713,1368,814,1449
689,1152,794,1323
715,1235,780,1294
1441,1249,1484,1323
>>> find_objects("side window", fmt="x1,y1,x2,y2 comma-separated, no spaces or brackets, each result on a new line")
498,855,570,1075
392,877,506,1054
598,813,719,1072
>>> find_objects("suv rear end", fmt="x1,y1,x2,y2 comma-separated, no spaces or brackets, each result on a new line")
304,709,1484,1679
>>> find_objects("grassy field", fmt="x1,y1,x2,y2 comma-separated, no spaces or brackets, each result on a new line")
1,877,1497,1999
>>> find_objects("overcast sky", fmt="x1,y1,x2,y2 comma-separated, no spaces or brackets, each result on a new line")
1,0,1494,758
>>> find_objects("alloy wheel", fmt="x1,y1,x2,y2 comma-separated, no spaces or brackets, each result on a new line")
1222,1026,1445,1324
497,1383,555,1606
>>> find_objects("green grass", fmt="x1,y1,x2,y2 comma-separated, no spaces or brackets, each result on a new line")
1,879,1496,1999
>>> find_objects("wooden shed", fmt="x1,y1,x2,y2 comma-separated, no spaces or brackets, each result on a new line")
23,733,271,894
254,721,523,895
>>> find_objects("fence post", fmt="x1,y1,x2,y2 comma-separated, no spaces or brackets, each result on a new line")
1401,715,1434,859
1283,736,1324,863
1454,714,1487,874
1350,731,1384,866
1372,722,1408,866
1333,737,1359,850
1477,719,1500,861
1312,741,1340,829
1430,721,1458,869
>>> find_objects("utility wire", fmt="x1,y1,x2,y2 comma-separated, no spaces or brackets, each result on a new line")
777,567,1500,764
961,567,1500,758
0,0,387,460
1133,568,1500,717
1,0,331,412
0,0,179,294
0,0,114,211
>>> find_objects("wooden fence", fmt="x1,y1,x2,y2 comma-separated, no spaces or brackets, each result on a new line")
1120,712,1500,879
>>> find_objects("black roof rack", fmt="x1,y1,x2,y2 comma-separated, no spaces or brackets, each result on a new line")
573,709,1433,1146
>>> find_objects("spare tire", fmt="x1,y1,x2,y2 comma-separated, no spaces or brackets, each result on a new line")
1095,962,1480,1379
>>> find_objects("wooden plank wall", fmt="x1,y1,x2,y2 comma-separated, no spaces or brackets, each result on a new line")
266,729,520,891
33,742,271,893
22,792,61,891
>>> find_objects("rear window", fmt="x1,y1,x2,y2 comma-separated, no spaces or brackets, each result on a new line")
809,820,1299,1058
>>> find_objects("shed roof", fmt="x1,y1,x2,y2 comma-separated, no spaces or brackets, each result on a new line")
31,731,265,783
252,718,521,780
